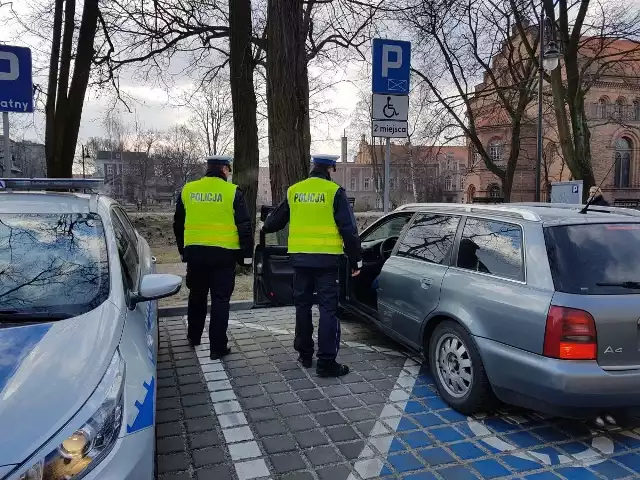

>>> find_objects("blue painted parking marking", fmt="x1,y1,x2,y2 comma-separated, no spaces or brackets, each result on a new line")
374,364,640,479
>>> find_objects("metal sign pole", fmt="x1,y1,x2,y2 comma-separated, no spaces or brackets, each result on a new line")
384,137,391,213
2,112,11,178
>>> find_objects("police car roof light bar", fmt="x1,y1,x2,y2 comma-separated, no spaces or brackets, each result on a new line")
0,178,105,192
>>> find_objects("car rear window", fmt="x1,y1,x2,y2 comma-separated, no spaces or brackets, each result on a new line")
0,213,110,316
544,223,640,295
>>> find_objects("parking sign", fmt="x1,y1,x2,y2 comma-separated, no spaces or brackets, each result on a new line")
372,39,411,95
0,45,34,113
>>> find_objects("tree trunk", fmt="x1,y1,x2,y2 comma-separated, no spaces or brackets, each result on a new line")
266,0,310,204
58,0,99,178
229,0,259,234
571,101,596,202
45,0,64,177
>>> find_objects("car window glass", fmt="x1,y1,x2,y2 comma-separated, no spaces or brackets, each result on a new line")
361,214,412,242
0,213,110,316
457,218,523,281
111,211,139,290
264,225,289,246
545,223,640,295
396,214,460,264
113,207,138,250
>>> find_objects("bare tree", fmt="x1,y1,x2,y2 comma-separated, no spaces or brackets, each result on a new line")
126,119,160,204
512,0,640,200
229,0,261,232
183,75,234,156
266,0,385,203
401,0,539,202
155,124,204,193
44,0,101,177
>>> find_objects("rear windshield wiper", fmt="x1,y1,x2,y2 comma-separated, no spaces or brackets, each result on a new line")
596,281,640,289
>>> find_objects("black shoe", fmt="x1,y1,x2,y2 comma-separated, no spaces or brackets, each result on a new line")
298,355,313,368
210,347,231,360
316,360,349,378
187,336,201,348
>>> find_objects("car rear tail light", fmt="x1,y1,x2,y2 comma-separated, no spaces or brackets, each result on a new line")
543,306,597,360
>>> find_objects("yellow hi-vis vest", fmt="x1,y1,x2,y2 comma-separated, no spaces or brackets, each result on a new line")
181,176,240,249
287,177,343,255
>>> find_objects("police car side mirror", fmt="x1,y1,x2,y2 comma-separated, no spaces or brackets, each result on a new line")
131,274,182,308
260,205,274,221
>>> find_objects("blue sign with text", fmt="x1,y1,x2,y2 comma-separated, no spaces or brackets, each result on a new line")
0,45,34,113
372,39,411,95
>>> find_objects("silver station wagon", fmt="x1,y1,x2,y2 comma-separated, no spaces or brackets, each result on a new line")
255,202,640,421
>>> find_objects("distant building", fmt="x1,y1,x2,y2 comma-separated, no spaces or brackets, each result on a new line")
333,137,467,210
0,140,46,178
95,150,196,205
464,33,640,203
255,139,466,212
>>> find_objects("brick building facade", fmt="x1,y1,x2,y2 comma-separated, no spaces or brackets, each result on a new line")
464,36,640,204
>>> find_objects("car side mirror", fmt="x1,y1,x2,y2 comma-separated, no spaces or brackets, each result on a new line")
130,273,182,308
260,205,274,222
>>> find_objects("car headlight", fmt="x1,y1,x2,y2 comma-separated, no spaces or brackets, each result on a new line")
19,349,125,480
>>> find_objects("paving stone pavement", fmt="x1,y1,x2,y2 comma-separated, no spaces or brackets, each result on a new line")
157,308,640,480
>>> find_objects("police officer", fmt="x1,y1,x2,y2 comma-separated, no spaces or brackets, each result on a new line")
173,156,254,360
263,154,362,377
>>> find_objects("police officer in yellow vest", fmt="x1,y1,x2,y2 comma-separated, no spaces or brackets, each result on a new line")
173,156,254,359
263,154,362,377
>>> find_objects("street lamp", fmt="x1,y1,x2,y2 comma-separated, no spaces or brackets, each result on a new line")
535,13,561,202
543,41,562,72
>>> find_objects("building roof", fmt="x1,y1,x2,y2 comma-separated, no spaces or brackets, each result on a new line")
355,141,467,165
96,150,150,162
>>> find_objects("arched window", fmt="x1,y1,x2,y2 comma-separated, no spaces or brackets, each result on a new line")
598,98,608,119
634,100,640,121
467,184,476,202
614,98,626,120
614,137,632,188
489,140,503,164
488,184,501,198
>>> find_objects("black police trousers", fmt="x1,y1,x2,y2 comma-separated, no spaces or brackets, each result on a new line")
186,260,235,354
293,266,341,361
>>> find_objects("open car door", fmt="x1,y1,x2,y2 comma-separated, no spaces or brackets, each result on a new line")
253,205,295,307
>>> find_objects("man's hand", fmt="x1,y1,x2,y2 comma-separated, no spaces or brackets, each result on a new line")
351,269,361,277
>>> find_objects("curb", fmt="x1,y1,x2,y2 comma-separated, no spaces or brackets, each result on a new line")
159,300,254,317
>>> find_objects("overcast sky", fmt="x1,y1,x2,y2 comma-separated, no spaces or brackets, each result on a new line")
0,1,367,165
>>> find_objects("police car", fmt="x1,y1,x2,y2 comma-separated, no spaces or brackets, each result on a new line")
0,178,182,480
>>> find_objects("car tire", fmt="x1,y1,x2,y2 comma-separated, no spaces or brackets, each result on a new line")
429,320,494,415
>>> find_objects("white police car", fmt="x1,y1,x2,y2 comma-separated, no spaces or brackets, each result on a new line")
0,179,182,480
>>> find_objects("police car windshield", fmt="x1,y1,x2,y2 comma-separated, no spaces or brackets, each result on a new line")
0,213,110,318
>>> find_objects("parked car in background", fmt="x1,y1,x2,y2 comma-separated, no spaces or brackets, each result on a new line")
0,178,181,480
255,202,640,420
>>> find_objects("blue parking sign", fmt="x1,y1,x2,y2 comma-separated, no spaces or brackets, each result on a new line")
0,45,34,113
372,39,411,95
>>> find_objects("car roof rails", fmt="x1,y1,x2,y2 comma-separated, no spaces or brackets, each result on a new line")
515,202,640,218
394,203,540,221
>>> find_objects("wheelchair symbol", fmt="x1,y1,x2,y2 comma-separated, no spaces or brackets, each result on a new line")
383,96,399,118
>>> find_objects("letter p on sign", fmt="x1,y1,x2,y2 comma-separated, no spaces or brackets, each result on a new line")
382,45,402,78
0,51,19,81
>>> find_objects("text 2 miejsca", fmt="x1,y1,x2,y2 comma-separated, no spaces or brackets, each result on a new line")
372,120,408,138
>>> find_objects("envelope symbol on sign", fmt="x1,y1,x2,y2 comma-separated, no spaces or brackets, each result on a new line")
388,78,407,91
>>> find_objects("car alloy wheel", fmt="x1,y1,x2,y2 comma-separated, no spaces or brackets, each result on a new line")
435,333,473,398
